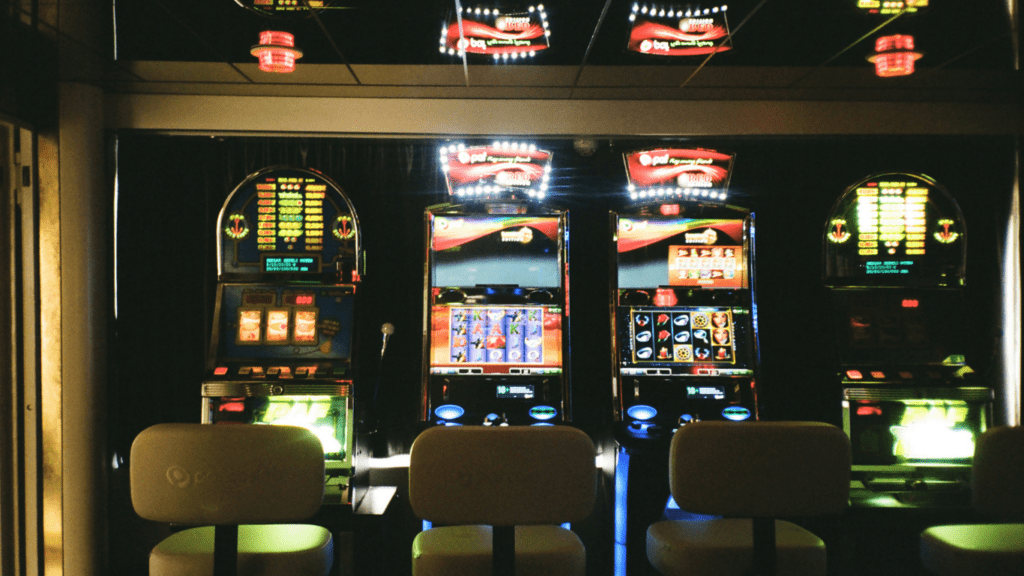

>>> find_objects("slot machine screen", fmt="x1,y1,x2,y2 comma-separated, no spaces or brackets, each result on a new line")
428,305,563,376
618,218,748,289
430,215,561,289
619,305,754,377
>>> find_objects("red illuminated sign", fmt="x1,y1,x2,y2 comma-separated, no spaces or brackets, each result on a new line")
440,6,550,61
902,299,919,308
868,35,922,77
441,143,553,200
627,4,731,57
250,31,303,73
623,148,734,202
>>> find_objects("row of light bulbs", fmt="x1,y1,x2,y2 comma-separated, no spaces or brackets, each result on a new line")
453,186,548,199
632,4,728,17
629,188,728,201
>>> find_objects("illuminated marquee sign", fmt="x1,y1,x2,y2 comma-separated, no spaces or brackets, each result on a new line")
627,4,731,57
623,148,734,203
440,141,553,201
440,4,551,61
856,0,929,16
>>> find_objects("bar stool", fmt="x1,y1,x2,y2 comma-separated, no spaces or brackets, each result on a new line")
647,421,851,576
920,426,1024,576
408,425,597,576
130,423,334,576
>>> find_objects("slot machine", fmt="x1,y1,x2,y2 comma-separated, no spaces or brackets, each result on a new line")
611,148,761,574
202,166,363,505
422,141,569,427
823,172,991,507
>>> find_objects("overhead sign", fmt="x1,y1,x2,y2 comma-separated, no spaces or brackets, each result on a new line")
440,142,553,201
623,148,735,202
627,4,731,56
440,4,551,61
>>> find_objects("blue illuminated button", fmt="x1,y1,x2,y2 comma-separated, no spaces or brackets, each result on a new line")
721,406,751,421
434,404,465,420
627,405,658,421
529,406,558,421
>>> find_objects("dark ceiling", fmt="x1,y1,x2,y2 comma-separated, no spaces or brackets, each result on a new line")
116,0,1016,73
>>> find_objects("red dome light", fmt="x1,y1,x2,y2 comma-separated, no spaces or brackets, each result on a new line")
867,35,922,78
251,30,303,73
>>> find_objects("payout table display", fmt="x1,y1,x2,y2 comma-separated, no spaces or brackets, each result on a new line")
204,166,362,505
824,174,964,285
423,211,569,426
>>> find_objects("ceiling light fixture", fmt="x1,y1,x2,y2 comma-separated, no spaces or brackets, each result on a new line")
251,30,303,73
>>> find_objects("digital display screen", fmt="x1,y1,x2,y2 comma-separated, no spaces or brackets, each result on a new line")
429,305,562,375
262,255,320,274
618,218,747,289
629,308,736,363
687,385,726,400
431,215,561,289
619,305,753,376
824,174,965,286
283,293,315,306
497,384,535,399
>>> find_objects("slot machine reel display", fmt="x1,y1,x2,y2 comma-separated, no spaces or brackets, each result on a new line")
823,173,992,505
422,142,569,426
203,166,363,505
614,148,760,438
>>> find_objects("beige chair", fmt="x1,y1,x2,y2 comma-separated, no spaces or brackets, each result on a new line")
920,426,1024,576
647,421,851,576
408,425,597,576
130,423,333,576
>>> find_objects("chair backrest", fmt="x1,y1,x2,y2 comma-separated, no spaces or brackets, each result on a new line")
131,423,325,525
669,421,851,518
972,425,1024,520
408,426,597,526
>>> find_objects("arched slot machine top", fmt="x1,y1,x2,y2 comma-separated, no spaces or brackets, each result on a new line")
823,173,965,288
217,166,363,284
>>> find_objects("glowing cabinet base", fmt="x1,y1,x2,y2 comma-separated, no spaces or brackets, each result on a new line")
842,387,992,508
203,390,354,504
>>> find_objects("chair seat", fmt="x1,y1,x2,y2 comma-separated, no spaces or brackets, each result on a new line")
150,524,333,576
920,523,1024,576
412,525,585,576
647,519,826,576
